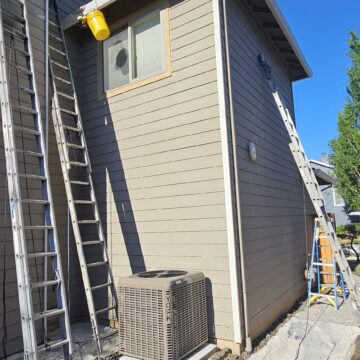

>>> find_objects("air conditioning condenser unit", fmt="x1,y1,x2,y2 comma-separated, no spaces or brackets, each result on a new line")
118,270,208,360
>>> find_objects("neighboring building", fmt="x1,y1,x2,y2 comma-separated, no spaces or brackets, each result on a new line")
310,154,357,226
0,0,315,356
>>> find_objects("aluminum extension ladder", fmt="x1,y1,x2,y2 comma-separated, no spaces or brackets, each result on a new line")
308,218,346,309
47,0,118,357
258,54,360,311
0,0,72,358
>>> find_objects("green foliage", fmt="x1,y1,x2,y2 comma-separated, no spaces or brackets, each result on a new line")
336,223,360,236
330,31,360,211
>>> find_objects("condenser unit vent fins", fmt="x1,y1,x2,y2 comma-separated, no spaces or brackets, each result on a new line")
118,270,208,360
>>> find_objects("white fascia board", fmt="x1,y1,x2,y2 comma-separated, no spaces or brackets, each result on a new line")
212,0,243,345
265,0,312,78
62,0,117,30
309,159,334,169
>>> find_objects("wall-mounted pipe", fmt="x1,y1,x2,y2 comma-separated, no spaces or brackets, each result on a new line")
221,0,252,352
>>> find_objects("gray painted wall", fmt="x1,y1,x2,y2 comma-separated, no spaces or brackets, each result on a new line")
226,0,314,340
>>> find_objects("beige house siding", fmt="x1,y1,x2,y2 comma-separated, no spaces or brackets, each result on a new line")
0,0,84,357
76,0,234,343
226,0,311,340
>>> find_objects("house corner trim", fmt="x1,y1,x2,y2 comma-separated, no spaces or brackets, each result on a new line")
212,0,243,345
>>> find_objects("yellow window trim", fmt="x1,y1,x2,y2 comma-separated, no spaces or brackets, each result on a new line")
97,0,171,100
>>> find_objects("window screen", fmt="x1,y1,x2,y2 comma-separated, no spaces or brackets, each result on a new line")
132,11,163,79
103,6,166,92
103,27,129,91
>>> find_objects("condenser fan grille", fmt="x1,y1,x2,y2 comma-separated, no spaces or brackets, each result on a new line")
118,271,208,360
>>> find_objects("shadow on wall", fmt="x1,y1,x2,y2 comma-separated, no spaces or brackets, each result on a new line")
97,107,146,274
205,277,215,340
83,99,147,319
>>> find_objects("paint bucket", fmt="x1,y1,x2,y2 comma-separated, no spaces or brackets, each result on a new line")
85,10,110,41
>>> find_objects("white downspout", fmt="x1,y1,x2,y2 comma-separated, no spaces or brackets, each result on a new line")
212,0,243,346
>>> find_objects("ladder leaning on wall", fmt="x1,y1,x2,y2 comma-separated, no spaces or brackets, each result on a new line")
0,0,72,358
47,0,118,357
258,54,360,311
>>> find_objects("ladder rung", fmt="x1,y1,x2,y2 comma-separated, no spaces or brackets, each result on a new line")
69,161,88,168
78,219,99,224
310,292,337,299
95,306,116,315
313,262,334,267
19,173,46,181
27,252,57,258
49,20,61,29
24,225,52,230
12,105,37,115
3,27,27,40
82,240,102,246
17,85,35,95
54,76,71,85
2,9,25,24
6,45,30,57
100,329,118,340
91,282,112,291
22,199,50,205
33,308,65,321
66,142,84,150
320,271,341,276
60,108,77,116
9,64,32,76
41,339,69,352
16,149,43,158
73,200,95,205
57,91,74,100
49,45,66,56
63,124,80,132
31,279,60,289
14,125,40,136
87,261,107,268
70,180,90,186
49,32,63,42
50,60,69,71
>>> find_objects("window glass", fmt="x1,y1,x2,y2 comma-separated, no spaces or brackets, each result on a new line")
104,27,129,91
132,11,163,79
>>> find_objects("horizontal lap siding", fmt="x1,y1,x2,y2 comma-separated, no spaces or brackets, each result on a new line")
0,1,84,357
78,0,233,342
227,0,311,340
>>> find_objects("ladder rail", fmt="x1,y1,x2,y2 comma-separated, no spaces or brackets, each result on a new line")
0,4,38,354
0,1,73,357
23,0,73,353
51,99,102,353
258,54,360,310
48,0,118,356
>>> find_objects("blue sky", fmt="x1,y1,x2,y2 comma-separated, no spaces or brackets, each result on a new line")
277,0,360,160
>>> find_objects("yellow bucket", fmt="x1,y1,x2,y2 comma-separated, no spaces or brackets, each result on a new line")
85,10,110,41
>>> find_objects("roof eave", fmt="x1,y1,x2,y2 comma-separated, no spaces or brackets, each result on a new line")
63,0,117,30
264,0,312,79
63,0,312,81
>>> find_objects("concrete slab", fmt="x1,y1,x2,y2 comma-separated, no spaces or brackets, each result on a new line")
120,344,218,360
248,277,360,360
8,322,217,360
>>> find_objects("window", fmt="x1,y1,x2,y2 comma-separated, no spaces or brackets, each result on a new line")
103,4,169,94
333,188,345,207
